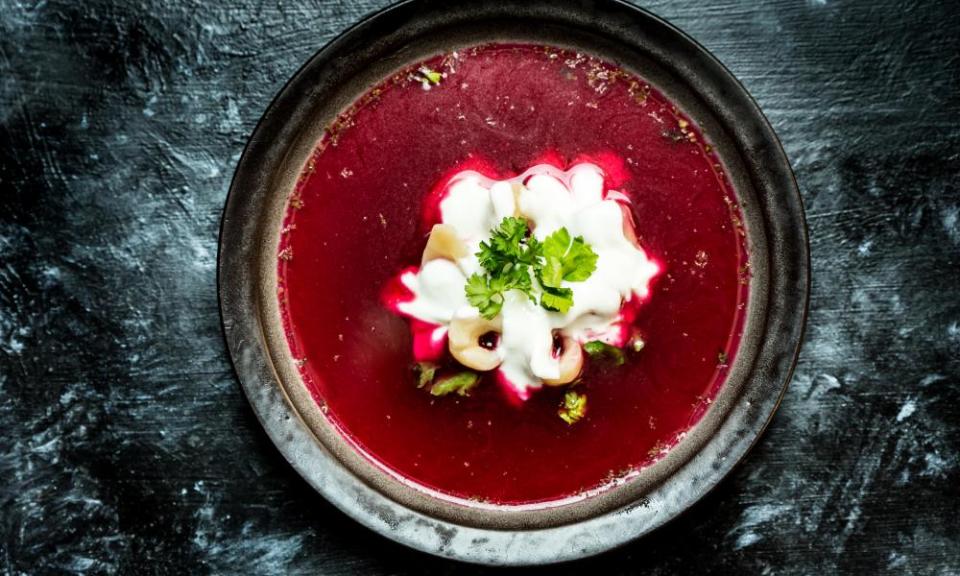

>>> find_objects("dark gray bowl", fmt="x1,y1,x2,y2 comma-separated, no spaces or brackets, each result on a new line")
218,0,808,565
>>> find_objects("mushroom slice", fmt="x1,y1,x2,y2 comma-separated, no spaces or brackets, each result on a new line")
542,336,584,386
422,223,469,265
511,182,525,216
448,316,502,371
619,202,642,249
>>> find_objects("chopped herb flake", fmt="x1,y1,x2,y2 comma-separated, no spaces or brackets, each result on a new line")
415,362,437,388
559,390,588,424
430,371,481,397
419,67,443,85
583,340,626,365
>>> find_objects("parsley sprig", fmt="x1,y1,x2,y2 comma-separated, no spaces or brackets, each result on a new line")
465,217,598,319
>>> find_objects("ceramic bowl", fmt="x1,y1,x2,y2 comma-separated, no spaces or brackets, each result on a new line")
218,0,808,565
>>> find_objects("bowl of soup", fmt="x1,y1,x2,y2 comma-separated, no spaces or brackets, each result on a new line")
219,0,808,565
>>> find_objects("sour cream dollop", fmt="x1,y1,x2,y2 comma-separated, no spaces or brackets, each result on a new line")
391,163,659,401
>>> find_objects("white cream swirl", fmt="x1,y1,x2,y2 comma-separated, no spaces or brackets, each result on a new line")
396,163,659,400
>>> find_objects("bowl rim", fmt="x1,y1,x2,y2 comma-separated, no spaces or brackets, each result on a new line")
218,0,809,565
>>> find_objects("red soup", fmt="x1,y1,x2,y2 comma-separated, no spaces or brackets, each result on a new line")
278,44,749,505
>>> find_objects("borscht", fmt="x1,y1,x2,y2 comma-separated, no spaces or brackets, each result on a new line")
277,43,749,504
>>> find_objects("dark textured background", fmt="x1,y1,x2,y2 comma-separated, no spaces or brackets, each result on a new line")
1,0,958,574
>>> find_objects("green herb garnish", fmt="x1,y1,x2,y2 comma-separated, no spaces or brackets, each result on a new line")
414,362,438,388
419,67,443,85
583,340,626,366
429,371,481,397
537,227,597,313
541,227,599,284
476,216,543,278
539,286,575,314
465,273,517,320
465,217,598,319
559,390,588,424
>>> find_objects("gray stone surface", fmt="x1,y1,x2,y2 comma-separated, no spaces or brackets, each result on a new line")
1,0,957,574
